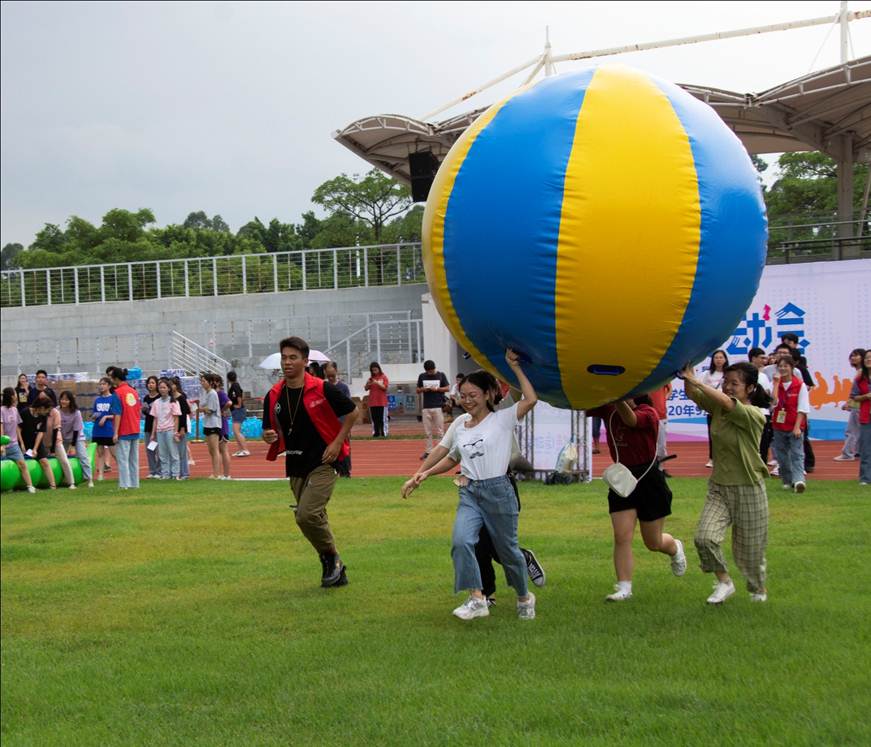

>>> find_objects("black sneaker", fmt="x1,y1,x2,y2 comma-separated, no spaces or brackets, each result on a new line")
331,566,349,587
321,553,345,587
420,451,429,461
486,596,496,608
318,552,332,585
522,548,546,587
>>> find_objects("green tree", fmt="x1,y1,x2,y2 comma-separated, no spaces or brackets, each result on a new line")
765,153,868,238
100,208,156,243
183,211,211,230
1,242,24,270
381,205,424,243
237,217,301,252
308,214,371,249
312,169,412,243
295,211,323,248
210,214,230,233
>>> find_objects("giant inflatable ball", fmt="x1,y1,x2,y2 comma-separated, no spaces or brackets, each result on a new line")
423,65,767,409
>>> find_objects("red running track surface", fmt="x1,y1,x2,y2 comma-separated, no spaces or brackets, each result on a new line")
131,436,860,481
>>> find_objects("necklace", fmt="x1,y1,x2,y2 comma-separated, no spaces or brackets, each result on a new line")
283,384,303,437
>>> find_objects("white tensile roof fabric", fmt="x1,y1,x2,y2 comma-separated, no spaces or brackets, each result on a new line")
333,56,871,186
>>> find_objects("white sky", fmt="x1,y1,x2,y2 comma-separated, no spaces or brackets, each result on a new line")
2,0,870,246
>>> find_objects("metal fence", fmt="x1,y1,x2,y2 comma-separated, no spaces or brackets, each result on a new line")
0,243,425,308
324,318,424,380
3,222,869,309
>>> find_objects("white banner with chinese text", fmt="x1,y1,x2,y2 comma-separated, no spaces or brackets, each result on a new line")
667,259,871,441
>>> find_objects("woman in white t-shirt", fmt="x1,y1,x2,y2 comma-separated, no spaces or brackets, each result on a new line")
403,349,538,621
701,349,729,468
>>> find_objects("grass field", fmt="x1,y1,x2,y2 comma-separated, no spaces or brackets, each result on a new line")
2,476,869,746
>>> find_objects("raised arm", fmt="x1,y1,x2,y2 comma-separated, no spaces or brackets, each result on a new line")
505,349,538,419
614,400,638,427
682,364,734,412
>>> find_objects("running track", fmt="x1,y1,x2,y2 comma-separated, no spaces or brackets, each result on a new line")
138,421,860,481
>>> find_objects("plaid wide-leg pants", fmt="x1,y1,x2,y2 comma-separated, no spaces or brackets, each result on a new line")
694,480,768,593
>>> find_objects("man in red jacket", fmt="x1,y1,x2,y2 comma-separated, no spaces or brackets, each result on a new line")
262,336,358,587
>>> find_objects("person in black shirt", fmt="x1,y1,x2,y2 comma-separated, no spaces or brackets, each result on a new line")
142,376,161,478
262,336,358,588
226,370,250,457
416,360,450,460
27,370,57,407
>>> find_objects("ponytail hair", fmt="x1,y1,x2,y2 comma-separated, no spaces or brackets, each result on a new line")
106,366,127,382
725,362,771,408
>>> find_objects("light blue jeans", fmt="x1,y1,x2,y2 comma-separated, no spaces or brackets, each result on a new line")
156,431,180,478
145,440,161,477
116,437,140,489
451,475,528,597
772,429,805,486
859,422,871,484
177,433,189,478
841,410,860,458
63,439,92,481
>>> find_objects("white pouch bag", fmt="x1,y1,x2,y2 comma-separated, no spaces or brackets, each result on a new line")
600,411,657,498
602,462,639,498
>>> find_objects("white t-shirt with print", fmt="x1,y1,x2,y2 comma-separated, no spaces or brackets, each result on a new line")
439,402,520,481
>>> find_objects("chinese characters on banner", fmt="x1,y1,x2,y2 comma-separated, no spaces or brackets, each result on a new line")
726,302,810,357
665,260,870,441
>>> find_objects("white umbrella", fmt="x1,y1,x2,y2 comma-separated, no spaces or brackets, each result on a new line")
258,349,330,369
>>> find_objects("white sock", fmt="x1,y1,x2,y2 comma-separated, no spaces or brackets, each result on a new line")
616,581,632,593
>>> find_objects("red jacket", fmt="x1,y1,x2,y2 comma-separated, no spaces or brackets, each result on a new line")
772,374,805,432
856,375,870,426
265,373,350,462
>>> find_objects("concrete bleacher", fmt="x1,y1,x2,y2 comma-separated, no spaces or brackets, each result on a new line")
0,284,427,395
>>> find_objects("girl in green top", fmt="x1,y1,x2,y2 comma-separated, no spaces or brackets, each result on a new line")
681,361,771,605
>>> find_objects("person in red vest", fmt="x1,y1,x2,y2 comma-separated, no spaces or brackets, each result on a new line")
851,349,871,485
107,366,142,490
770,356,810,494
262,336,358,588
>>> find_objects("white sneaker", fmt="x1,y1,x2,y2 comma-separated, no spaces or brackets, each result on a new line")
706,580,736,605
605,584,632,602
770,465,780,477
767,459,778,466
68,484,77,490
782,484,792,490
794,481,806,494
833,454,856,462
705,460,713,468
670,539,687,577
88,480,94,488
452,596,489,620
27,486,37,494
517,592,536,620
750,591,768,602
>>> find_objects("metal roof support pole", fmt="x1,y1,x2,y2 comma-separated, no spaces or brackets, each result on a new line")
840,2,850,64
836,133,856,258
856,167,871,238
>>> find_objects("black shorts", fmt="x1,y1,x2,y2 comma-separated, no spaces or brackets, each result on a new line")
93,436,115,446
607,463,672,522
204,427,225,441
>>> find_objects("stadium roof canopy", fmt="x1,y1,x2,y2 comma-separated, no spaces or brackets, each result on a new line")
333,55,871,187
